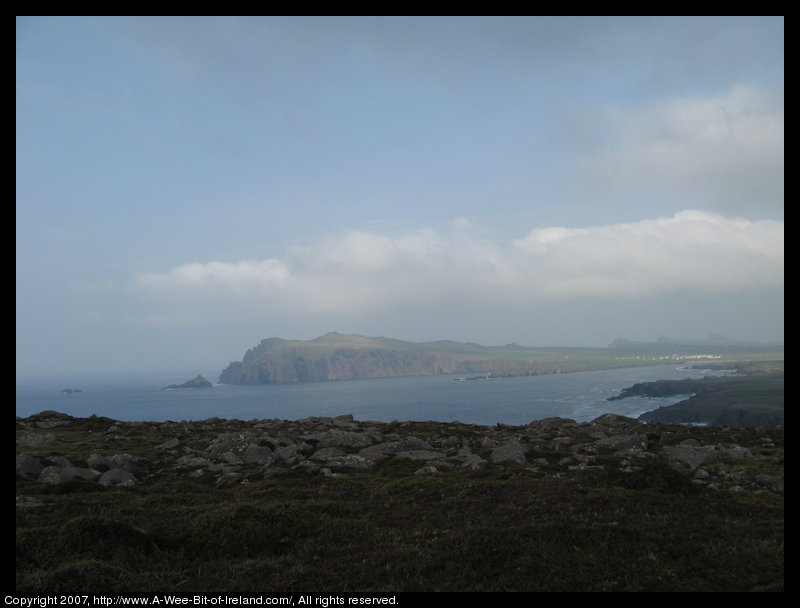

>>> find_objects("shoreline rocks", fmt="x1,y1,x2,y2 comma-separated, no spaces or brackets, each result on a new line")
607,372,783,428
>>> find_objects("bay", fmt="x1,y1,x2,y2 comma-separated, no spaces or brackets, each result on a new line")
15,364,731,425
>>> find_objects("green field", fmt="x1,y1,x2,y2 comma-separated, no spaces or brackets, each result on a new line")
609,361,784,427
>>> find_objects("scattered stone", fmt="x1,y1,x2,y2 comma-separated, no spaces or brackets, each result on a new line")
551,437,573,450
46,455,74,468
414,465,439,476
490,443,528,464
241,444,275,464
303,429,377,449
86,453,112,469
37,466,101,485
16,495,44,508
455,449,488,469
17,433,57,447
310,447,348,462
754,474,783,492
332,414,358,428
272,443,305,461
16,454,43,480
98,468,137,487
661,443,753,471
591,413,640,426
176,455,213,469
291,460,320,475
529,417,576,428
596,433,649,453
14,411,782,495
479,436,500,448
109,453,147,474
661,445,719,470
214,472,243,488
324,454,374,469
395,449,447,461
156,438,180,450
719,445,752,462
263,465,290,479
359,437,433,459
35,420,72,428
216,451,243,465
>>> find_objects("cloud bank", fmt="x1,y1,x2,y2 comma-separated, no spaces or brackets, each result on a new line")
578,85,784,215
136,210,783,329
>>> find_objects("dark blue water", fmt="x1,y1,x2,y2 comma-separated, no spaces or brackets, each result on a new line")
15,364,730,426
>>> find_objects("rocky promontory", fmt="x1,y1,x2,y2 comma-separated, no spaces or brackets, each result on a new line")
218,332,785,386
219,333,555,384
607,364,784,428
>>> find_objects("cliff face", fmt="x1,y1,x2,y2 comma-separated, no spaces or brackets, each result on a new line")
218,333,547,384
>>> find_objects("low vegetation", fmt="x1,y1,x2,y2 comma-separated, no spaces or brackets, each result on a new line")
616,363,784,427
16,464,785,592
17,406,783,592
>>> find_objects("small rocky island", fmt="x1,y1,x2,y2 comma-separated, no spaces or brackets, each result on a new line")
160,375,212,390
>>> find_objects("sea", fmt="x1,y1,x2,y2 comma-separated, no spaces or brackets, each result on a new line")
15,364,734,426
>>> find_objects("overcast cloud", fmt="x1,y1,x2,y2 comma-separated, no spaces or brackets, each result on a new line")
138,210,782,316
16,17,783,377
578,85,784,214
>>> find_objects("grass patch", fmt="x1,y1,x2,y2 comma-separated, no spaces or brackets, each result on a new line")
17,467,783,592
17,405,783,593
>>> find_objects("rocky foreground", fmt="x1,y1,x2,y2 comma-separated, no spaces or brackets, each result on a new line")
16,410,785,592
17,409,784,494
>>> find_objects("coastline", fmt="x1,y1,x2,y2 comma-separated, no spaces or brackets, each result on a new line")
607,361,784,428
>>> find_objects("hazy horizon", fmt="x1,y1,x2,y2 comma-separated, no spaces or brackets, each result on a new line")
17,17,784,378
15,328,786,387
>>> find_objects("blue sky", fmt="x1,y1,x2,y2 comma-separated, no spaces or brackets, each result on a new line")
17,16,784,378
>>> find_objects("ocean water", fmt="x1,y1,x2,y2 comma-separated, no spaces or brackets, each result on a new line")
15,364,730,426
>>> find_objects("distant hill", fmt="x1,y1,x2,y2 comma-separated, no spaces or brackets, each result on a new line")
222,333,523,384
218,332,784,385
219,332,605,385
609,334,782,350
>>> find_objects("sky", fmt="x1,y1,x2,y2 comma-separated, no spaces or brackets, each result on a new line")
16,16,784,379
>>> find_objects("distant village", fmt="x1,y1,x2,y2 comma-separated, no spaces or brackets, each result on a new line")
614,353,723,362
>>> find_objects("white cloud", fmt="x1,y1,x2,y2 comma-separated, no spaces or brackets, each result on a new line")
578,85,784,215
139,259,289,292
135,211,783,325
511,210,782,298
